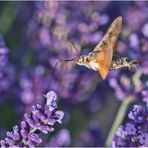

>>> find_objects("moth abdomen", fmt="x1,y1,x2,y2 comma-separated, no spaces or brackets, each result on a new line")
110,56,138,70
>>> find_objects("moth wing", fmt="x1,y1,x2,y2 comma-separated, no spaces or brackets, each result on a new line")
95,46,113,80
93,16,122,52
93,16,122,79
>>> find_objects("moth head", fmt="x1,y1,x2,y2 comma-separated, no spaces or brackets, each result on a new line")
81,55,91,63
86,56,91,63
88,52,93,57
77,55,85,64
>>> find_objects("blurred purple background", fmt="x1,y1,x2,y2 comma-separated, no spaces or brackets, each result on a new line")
0,1,148,147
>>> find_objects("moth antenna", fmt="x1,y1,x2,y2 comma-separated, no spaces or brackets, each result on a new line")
69,40,80,56
63,58,78,62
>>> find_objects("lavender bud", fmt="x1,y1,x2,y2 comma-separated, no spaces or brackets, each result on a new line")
28,133,42,145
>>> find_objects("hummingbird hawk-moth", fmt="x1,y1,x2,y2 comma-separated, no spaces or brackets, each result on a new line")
57,16,137,80
73,16,137,79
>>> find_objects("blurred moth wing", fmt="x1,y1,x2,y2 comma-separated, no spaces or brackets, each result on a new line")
93,16,122,79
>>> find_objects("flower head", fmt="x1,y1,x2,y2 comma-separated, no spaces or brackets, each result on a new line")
111,99,148,147
0,91,64,147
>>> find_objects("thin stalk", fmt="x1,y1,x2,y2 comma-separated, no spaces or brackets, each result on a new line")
105,96,134,146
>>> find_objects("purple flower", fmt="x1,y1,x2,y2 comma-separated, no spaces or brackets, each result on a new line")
125,123,136,135
138,133,148,146
0,91,64,147
111,99,148,147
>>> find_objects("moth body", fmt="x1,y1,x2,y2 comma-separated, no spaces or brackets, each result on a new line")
110,57,138,70
76,52,99,71
72,16,137,79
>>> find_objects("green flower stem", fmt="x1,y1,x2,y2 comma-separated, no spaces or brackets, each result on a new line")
105,96,134,146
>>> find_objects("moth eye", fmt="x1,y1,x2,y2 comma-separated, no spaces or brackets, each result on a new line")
86,57,90,62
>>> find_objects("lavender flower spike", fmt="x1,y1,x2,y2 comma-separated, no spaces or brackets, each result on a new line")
0,91,64,147
111,101,148,147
